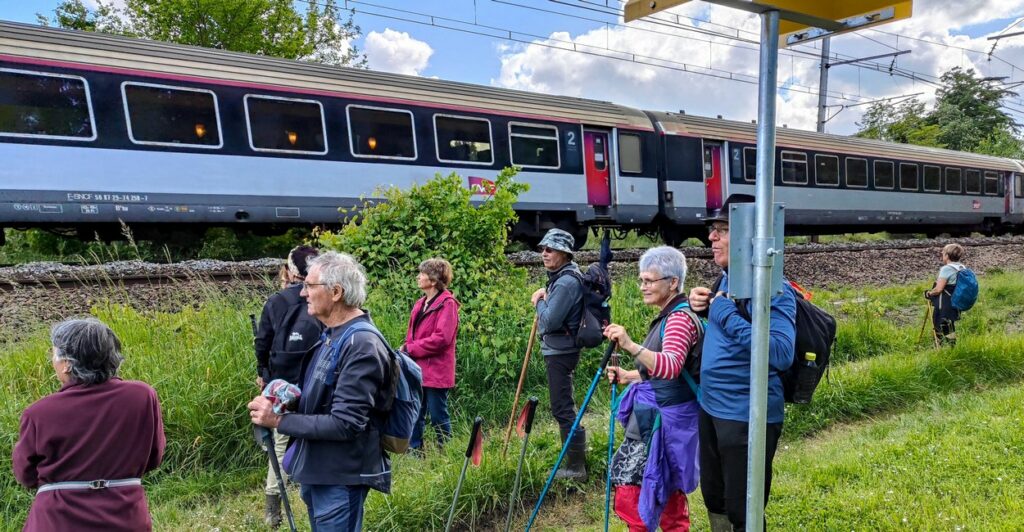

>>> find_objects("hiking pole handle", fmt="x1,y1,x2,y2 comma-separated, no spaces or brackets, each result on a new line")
597,341,617,371
523,397,539,435
249,314,258,337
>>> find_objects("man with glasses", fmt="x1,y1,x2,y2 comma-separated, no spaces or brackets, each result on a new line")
531,228,589,481
688,194,796,532
252,245,323,528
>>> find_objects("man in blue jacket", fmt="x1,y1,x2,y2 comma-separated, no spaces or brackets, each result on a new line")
531,228,587,480
689,195,796,532
250,251,391,530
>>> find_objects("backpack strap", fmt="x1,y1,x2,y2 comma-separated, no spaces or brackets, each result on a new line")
552,269,586,336
660,302,706,402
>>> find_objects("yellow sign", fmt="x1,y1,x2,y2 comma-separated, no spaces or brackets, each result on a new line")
623,0,912,46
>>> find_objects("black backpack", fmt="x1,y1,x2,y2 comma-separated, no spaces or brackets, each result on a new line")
558,264,612,349
270,287,324,384
713,276,836,404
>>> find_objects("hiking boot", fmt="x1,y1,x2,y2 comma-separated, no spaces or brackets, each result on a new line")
708,512,733,532
554,427,588,481
264,494,282,528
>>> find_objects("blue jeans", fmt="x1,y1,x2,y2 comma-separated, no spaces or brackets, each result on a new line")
299,483,369,531
410,387,452,449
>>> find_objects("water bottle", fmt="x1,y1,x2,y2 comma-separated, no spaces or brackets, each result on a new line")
792,352,819,404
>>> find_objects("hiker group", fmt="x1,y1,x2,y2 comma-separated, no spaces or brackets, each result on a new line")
10,195,979,532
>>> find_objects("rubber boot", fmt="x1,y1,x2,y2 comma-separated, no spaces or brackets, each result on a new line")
708,511,733,532
554,427,588,481
264,494,282,528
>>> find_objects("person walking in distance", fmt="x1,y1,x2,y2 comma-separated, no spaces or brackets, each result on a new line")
531,228,588,480
253,245,323,527
688,195,796,531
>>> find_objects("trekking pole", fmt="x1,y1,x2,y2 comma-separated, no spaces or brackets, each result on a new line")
504,397,539,532
916,303,932,344
446,417,484,532
603,354,619,532
261,426,298,532
524,341,618,532
503,315,540,455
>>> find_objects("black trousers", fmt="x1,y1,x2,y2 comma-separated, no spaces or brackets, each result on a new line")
930,290,960,342
544,352,581,432
699,409,783,531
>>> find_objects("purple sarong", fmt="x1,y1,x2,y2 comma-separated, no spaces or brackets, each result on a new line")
617,381,700,531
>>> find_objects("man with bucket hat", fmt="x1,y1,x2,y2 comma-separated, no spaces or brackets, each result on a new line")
530,228,588,480
688,194,797,531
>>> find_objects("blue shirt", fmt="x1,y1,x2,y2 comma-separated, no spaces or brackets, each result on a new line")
700,272,797,424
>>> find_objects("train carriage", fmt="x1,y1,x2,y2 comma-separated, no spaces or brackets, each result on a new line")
0,20,661,246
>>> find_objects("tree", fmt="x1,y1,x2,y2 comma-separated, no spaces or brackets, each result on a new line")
856,98,943,147
37,0,366,67
856,67,1022,155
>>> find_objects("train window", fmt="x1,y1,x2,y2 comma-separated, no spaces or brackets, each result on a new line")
780,151,807,184
899,163,919,191
509,122,560,169
923,165,941,192
945,168,962,193
618,132,643,173
874,161,894,189
0,69,95,140
1016,174,1024,198
435,115,493,165
984,171,999,195
814,155,839,186
845,158,868,188
965,169,982,194
347,105,416,159
743,147,757,182
244,95,326,155
122,82,221,148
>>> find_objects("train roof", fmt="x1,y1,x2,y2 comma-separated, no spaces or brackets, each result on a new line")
649,111,1024,172
0,20,653,130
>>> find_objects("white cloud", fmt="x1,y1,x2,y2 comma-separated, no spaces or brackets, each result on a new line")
492,0,1024,135
364,29,433,76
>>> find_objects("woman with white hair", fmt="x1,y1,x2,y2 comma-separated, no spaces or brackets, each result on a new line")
13,318,166,531
604,246,702,532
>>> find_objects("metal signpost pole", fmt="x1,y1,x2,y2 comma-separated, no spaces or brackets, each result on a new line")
747,9,780,532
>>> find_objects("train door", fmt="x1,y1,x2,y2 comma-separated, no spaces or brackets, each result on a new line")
703,142,725,211
584,130,611,206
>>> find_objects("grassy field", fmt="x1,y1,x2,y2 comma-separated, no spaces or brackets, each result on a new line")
1,268,1022,530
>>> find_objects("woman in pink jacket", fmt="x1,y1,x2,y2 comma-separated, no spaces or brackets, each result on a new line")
403,258,460,451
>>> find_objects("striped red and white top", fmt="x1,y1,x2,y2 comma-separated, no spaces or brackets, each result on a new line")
648,312,699,380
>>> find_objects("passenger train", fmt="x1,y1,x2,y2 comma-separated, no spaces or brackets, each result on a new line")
1,20,1022,247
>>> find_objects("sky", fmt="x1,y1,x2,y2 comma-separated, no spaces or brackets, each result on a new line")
5,1,1024,135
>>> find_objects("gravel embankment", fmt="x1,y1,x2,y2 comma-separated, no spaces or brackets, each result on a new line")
2,236,1021,339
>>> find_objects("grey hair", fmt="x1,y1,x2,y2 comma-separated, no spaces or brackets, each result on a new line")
310,251,367,308
639,246,688,295
50,318,123,386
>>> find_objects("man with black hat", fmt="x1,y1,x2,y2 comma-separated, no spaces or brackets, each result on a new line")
688,195,796,532
253,245,324,527
530,228,588,481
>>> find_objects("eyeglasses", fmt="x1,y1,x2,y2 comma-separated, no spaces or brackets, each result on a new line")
638,276,673,288
709,224,729,236
301,282,328,290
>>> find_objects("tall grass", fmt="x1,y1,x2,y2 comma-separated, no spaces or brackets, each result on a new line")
1,268,1022,529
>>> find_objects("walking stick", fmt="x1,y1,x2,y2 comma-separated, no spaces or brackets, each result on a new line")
504,397,540,532
503,315,540,455
259,426,298,532
249,316,297,532
917,303,932,343
446,417,484,532
525,342,618,532
603,354,619,532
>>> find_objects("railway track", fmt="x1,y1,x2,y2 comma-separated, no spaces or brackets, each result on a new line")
1,235,1021,291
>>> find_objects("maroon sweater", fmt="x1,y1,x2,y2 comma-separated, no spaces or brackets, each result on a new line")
13,378,166,532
